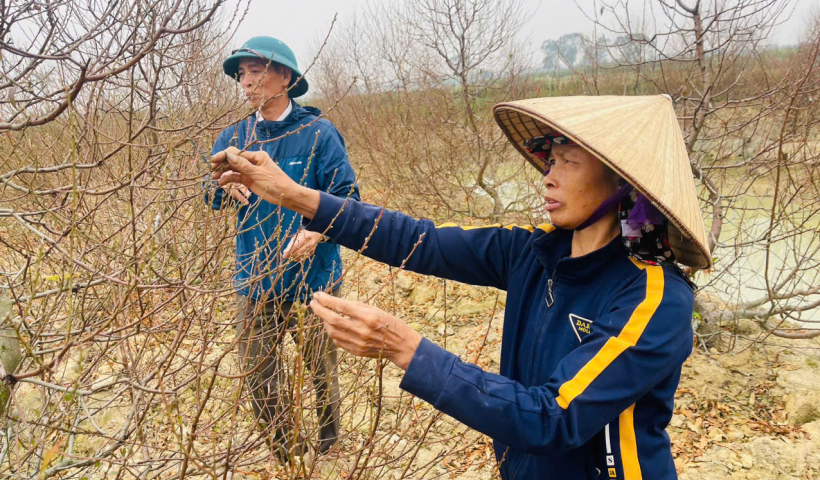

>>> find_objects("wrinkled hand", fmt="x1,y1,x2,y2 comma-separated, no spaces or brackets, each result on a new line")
283,229,323,261
310,292,422,370
211,147,298,205
226,184,251,206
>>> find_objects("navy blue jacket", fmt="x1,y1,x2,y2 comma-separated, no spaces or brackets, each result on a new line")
305,192,694,480
205,103,360,301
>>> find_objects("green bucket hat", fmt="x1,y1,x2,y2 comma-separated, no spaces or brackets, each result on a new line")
223,36,309,98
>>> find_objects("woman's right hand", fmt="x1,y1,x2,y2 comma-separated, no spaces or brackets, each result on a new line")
211,147,321,218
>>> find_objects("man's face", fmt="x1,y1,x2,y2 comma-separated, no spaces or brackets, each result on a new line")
237,58,291,109
542,145,620,229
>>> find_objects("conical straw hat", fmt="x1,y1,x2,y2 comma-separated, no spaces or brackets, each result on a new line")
493,95,711,270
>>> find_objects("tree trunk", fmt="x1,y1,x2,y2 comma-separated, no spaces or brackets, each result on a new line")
0,296,22,421
686,3,722,255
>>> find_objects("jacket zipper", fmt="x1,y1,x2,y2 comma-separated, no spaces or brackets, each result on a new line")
546,278,555,307
527,265,560,385
510,264,561,479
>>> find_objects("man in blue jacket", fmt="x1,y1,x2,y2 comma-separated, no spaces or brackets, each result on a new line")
204,36,360,460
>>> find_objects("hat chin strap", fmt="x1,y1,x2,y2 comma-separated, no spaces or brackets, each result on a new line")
575,184,634,230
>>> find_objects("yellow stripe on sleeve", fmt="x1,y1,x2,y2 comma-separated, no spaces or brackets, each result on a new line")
555,258,664,409
435,223,555,233
619,403,643,480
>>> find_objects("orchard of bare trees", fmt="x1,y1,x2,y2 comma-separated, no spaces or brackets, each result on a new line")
1,0,819,479
314,0,820,342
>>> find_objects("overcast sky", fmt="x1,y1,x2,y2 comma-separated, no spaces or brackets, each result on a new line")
228,0,820,66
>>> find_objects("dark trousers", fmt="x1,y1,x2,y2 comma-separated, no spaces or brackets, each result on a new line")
235,293,341,459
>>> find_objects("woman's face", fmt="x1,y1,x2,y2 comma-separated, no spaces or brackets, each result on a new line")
237,58,290,109
542,145,620,229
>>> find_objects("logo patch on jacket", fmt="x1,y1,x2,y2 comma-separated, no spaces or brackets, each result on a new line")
569,313,593,342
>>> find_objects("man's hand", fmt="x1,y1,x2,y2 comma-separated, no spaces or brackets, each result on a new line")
283,229,324,261
211,147,322,220
211,147,297,204
226,184,251,206
309,292,422,370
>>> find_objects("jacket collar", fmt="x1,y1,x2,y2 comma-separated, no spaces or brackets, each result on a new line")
532,228,627,283
256,100,292,122
251,101,322,129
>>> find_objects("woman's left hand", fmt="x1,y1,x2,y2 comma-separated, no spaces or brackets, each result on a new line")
310,292,422,370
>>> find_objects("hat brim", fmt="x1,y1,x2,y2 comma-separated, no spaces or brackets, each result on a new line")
222,52,309,98
493,98,712,270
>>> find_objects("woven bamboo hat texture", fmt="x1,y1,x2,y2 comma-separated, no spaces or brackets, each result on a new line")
493,95,711,270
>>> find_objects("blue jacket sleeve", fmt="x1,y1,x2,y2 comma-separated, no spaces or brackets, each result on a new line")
314,121,361,201
203,128,238,210
398,262,694,455
303,192,550,290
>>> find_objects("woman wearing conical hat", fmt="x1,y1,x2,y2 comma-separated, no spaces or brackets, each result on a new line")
212,95,709,479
